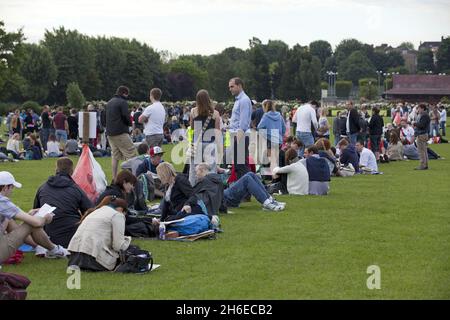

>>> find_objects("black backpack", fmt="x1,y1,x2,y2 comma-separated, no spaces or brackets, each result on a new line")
115,245,153,274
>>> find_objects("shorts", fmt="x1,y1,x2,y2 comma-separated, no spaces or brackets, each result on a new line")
108,133,136,161
145,134,164,148
0,224,32,264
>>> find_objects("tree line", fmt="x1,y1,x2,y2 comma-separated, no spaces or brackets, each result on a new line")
1,21,450,107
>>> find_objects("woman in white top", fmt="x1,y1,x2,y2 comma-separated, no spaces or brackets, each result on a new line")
46,134,62,157
6,133,22,159
273,148,309,195
68,196,131,271
317,107,330,140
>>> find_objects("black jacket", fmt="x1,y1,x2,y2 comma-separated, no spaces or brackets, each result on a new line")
161,174,194,221
34,173,93,248
368,114,384,136
348,108,361,134
104,95,132,136
415,112,431,136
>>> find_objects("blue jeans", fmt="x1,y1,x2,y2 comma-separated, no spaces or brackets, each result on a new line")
439,121,446,137
430,123,439,137
40,128,50,151
347,132,358,145
56,129,68,144
296,132,314,156
224,172,270,207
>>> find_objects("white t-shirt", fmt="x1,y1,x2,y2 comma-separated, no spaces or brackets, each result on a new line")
359,147,378,172
7,139,20,153
142,102,166,136
400,126,415,144
295,104,318,133
47,141,61,154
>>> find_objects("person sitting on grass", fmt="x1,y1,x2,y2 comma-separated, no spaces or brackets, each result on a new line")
135,146,165,177
272,148,309,195
315,138,339,176
64,132,80,156
386,131,404,161
337,138,359,173
291,138,304,159
67,196,131,272
355,140,379,173
6,133,24,160
33,158,93,250
223,171,286,212
300,145,331,195
26,134,43,160
96,170,137,208
46,134,63,158
0,171,69,264
121,142,149,176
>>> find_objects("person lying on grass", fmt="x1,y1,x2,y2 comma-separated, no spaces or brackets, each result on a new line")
68,196,131,272
0,171,69,264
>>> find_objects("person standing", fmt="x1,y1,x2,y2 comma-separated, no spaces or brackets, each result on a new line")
53,107,68,145
368,106,384,161
439,106,447,137
139,88,166,148
413,104,431,170
295,102,318,155
40,105,53,152
429,105,440,137
67,108,79,140
346,101,361,145
228,77,253,179
332,111,341,146
104,86,136,181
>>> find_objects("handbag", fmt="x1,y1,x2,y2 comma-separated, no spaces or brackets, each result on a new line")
115,245,153,274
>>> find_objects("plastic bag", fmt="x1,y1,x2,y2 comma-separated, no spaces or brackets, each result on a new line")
72,144,107,203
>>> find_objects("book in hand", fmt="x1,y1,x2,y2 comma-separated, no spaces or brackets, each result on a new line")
34,203,56,218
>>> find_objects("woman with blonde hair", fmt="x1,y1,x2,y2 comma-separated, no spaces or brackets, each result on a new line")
67,195,131,271
156,162,204,222
317,107,330,140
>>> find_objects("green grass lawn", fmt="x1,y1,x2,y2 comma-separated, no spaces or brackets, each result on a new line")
1,141,450,299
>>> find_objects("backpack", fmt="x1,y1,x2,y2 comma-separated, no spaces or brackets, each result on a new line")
167,214,211,236
0,272,31,300
115,245,153,274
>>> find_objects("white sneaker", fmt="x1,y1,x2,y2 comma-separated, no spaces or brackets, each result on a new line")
45,245,70,259
35,245,47,258
262,200,285,211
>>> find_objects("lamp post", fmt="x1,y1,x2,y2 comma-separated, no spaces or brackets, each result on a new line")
327,71,338,97
383,72,391,94
425,70,433,75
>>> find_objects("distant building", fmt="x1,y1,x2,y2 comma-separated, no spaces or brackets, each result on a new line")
385,74,450,103
419,37,443,64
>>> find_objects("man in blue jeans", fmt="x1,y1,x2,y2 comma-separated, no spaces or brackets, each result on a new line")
295,101,318,155
224,172,285,211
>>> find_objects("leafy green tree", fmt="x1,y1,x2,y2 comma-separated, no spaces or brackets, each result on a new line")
417,49,435,72
66,82,85,109
398,42,415,51
335,81,352,98
437,37,450,73
20,44,57,103
247,44,271,101
0,21,26,101
166,59,208,101
359,78,378,100
338,51,376,85
309,40,333,65
206,52,236,101
43,27,99,103
334,38,365,64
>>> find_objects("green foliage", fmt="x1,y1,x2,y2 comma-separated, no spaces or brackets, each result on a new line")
358,78,378,100
22,100,41,112
246,44,271,101
417,49,435,72
309,40,332,65
335,80,352,98
385,78,393,90
166,58,208,101
440,96,450,104
398,42,415,51
321,81,328,90
66,82,86,109
338,51,376,85
20,44,57,103
437,37,450,73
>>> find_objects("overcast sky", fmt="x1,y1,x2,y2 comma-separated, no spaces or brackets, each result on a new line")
1,0,449,55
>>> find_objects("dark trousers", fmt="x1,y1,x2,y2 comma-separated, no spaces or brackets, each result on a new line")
233,135,250,180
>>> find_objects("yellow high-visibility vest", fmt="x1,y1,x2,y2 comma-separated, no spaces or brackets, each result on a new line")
224,131,231,147
187,127,194,143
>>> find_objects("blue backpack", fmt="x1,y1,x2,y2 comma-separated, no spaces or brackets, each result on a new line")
167,214,211,236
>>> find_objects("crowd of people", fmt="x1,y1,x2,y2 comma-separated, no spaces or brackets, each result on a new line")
0,77,447,273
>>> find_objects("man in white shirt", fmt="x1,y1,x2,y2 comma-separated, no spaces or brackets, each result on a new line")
439,106,447,137
295,101,318,155
355,141,378,173
139,88,166,148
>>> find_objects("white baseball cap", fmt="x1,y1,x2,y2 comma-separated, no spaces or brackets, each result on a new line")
0,171,22,188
